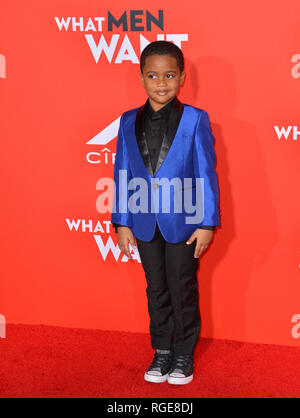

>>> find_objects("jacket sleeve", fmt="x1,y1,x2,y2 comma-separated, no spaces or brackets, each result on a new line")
111,113,133,229
192,110,220,227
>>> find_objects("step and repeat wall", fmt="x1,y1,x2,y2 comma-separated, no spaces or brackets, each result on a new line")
1,0,300,346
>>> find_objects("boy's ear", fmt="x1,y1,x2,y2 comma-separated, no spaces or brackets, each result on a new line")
180,70,186,85
139,72,145,86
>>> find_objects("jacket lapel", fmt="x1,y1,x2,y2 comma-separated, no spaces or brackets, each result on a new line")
135,97,184,177
154,97,184,175
135,102,154,177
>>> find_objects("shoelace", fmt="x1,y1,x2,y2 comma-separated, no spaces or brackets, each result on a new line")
150,352,171,370
171,354,192,372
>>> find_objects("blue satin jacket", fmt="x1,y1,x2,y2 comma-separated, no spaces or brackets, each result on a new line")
111,98,220,243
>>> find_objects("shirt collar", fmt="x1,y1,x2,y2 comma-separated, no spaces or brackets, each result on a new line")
145,96,176,120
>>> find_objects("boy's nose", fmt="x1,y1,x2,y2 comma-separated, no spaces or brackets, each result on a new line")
157,76,167,85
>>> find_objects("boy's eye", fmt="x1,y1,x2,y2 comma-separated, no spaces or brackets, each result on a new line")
148,74,175,79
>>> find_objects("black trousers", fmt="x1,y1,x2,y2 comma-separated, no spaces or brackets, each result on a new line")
136,223,201,355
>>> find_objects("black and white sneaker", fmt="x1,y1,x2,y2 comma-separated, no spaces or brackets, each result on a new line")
144,350,173,383
167,354,194,385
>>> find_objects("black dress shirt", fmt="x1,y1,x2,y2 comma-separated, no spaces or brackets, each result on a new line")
112,97,215,233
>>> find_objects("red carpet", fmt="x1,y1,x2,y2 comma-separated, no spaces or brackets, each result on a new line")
0,324,300,398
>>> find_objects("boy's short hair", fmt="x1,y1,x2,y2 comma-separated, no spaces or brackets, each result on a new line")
140,41,184,73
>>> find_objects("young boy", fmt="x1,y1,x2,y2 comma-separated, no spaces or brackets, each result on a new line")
111,41,220,385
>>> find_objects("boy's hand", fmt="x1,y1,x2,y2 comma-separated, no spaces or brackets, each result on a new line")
186,229,214,258
117,226,136,259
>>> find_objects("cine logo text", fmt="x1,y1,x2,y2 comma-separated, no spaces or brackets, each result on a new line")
0,314,6,339
291,314,300,339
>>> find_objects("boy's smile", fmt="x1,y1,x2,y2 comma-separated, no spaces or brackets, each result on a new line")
140,54,185,112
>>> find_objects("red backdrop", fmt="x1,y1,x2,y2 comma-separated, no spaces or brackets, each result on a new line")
1,0,300,346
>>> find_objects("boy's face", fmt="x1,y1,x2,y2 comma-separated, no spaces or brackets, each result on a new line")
140,54,185,111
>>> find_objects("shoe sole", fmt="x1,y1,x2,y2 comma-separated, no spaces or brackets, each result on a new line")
167,374,193,385
144,372,169,383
